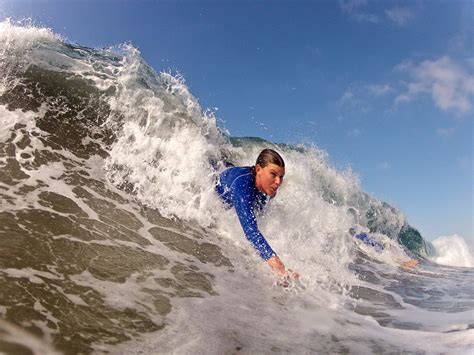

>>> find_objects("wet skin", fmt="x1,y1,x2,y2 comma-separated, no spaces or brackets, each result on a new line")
255,163,285,197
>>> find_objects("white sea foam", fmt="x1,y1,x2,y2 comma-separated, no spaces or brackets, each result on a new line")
431,234,474,267
104,51,227,227
109,262,474,354
0,19,61,95
0,18,60,49
0,104,43,142
0,319,61,355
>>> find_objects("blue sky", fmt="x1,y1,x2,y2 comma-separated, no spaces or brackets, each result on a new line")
1,0,472,243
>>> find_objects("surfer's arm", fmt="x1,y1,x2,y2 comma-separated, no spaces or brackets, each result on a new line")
233,191,276,261
232,177,299,278
233,196,299,278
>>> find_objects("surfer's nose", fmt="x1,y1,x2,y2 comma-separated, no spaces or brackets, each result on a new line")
275,176,282,186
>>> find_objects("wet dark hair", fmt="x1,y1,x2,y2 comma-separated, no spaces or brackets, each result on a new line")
255,148,285,168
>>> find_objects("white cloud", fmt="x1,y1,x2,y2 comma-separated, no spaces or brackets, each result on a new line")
395,57,474,114
394,60,413,72
385,6,414,26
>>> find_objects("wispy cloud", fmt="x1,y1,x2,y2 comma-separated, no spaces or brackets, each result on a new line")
339,90,355,105
338,82,392,113
340,1,415,26
367,84,392,96
385,6,414,26
338,57,473,127
339,0,380,24
338,86,370,114
395,57,474,115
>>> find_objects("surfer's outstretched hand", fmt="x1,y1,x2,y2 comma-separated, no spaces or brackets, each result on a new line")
267,256,300,280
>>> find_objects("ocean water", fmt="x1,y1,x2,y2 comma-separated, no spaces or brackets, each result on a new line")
0,20,473,354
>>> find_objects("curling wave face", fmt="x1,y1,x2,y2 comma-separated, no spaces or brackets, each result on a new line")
1,20,472,354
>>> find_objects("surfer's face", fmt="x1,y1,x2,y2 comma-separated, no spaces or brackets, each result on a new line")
255,163,285,197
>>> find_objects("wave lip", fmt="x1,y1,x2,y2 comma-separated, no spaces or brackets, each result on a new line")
430,234,474,268
0,18,60,49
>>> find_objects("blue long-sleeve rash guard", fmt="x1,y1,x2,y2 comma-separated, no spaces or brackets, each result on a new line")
215,166,276,261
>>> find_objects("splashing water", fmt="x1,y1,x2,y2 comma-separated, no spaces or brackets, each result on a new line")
431,235,474,268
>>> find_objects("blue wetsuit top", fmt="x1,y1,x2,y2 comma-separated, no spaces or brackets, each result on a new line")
215,166,276,261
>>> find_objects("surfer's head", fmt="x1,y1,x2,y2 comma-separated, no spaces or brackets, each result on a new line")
255,148,285,169
254,149,285,197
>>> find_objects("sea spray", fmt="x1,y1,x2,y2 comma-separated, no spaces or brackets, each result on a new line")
431,234,474,267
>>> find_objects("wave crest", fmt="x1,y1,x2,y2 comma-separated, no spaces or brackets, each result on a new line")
431,234,474,267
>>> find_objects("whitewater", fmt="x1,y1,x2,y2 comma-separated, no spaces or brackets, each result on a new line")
0,20,473,354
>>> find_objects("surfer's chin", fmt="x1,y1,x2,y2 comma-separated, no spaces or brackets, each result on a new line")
267,188,277,197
